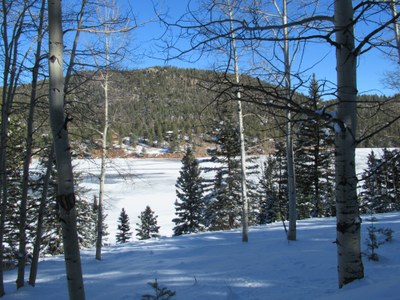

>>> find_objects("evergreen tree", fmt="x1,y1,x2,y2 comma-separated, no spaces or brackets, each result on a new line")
381,149,400,211
93,195,109,245
2,116,29,267
295,74,335,218
202,114,243,231
172,147,205,235
360,150,386,213
361,149,400,213
254,142,291,225
37,156,98,255
274,142,289,220
136,206,160,240
203,105,260,230
116,208,132,244
36,152,63,255
205,169,240,231
76,193,98,248
256,157,281,224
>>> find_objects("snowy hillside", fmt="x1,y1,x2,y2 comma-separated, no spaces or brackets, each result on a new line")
3,212,400,299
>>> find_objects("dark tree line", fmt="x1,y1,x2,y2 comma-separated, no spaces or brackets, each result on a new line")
68,67,400,156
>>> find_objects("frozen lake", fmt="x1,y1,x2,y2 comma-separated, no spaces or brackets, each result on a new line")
75,148,388,244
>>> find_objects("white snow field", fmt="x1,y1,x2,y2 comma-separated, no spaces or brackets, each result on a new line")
2,148,400,299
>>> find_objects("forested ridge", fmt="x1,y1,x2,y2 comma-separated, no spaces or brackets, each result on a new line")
67,66,276,156
8,66,398,157
56,66,400,155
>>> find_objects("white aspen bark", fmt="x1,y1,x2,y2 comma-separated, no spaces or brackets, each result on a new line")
391,0,400,63
48,1,86,299
334,0,364,288
94,0,131,258
227,0,249,242
96,111,107,259
95,1,115,260
283,0,297,241
237,89,249,243
96,40,110,260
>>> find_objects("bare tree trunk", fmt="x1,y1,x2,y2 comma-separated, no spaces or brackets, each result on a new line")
29,145,54,287
283,0,297,241
16,0,46,288
96,61,109,260
391,0,400,63
227,0,249,243
0,61,9,298
48,1,85,299
64,0,86,91
286,111,296,241
95,5,112,261
334,0,364,288
0,0,29,295
237,88,249,243
93,0,134,258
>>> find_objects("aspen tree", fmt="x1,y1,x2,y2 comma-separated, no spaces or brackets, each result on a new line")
48,0,85,298
334,0,364,287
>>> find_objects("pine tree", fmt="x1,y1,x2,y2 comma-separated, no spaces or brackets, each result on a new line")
2,116,29,267
36,157,98,255
295,74,335,218
76,194,98,248
93,195,109,245
205,169,239,231
361,149,400,213
136,206,160,240
116,208,132,244
274,142,289,220
382,149,400,211
256,157,281,224
202,114,243,231
360,151,385,213
172,147,205,236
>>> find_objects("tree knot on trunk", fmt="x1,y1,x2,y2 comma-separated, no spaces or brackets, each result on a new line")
57,193,76,212
337,217,361,234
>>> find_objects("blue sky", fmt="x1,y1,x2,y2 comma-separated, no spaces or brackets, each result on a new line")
126,0,398,97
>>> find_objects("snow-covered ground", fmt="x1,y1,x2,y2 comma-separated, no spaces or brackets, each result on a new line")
3,148,399,299
3,213,400,299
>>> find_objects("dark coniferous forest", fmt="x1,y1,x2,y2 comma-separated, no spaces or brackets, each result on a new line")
60,67,400,157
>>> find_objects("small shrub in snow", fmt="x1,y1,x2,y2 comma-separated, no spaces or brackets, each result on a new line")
377,227,393,242
141,279,176,300
364,217,394,261
366,225,380,261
